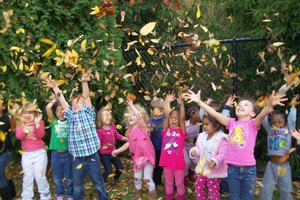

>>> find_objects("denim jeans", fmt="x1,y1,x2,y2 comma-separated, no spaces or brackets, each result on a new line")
72,153,109,200
0,151,12,187
51,151,73,198
100,153,123,182
227,164,256,200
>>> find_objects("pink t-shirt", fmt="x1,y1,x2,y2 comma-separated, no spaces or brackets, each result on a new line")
225,118,259,166
159,127,185,170
128,126,155,172
97,124,124,154
16,121,46,152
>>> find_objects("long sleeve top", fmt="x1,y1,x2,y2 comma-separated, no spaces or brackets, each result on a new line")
16,121,46,151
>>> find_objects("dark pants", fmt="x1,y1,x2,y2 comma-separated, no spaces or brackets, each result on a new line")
72,153,109,200
100,153,123,182
153,149,163,185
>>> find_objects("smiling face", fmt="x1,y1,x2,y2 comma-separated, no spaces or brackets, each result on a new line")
169,110,179,129
55,105,65,120
71,96,84,113
235,100,256,120
22,111,35,123
128,110,139,126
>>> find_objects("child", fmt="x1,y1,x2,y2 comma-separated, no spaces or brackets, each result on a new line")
259,96,298,200
149,97,164,187
112,99,157,199
183,105,200,186
159,92,186,200
46,98,73,200
184,90,287,200
96,106,127,184
189,114,228,200
44,69,109,200
15,102,51,200
0,99,16,200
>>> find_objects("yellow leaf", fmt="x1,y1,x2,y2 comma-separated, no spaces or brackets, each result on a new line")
196,5,201,19
76,163,83,169
81,39,87,52
147,48,154,55
200,25,208,32
10,46,21,52
91,41,96,48
0,131,6,142
150,38,160,43
42,45,56,58
18,150,23,155
116,124,122,129
161,82,168,87
54,57,64,66
55,80,66,87
139,22,157,36
40,38,54,45
60,138,64,143
16,28,25,34
108,173,116,178
0,65,7,72
211,82,217,91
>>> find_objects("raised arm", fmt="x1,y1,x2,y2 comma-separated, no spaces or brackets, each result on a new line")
127,99,147,129
163,92,176,131
45,98,57,121
178,93,186,133
81,68,92,108
287,95,298,129
254,91,288,128
44,78,69,110
184,90,229,126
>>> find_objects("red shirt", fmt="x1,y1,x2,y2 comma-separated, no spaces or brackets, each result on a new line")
97,124,124,154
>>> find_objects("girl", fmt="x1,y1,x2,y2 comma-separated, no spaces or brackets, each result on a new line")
259,96,298,200
46,98,73,200
184,90,287,200
159,92,186,200
189,114,228,200
0,99,16,200
96,106,127,184
15,102,51,200
183,105,200,186
112,99,157,199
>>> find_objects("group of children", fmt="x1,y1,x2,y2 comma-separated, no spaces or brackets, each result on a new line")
0,68,299,200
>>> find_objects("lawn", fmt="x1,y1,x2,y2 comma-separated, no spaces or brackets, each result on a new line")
5,156,300,200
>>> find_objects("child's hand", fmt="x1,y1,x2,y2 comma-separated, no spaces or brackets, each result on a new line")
225,95,236,107
43,78,57,88
205,98,214,105
165,92,176,102
111,149,119,157
34,113,42,125
126,98,134,107
81,68,92,82
207,160,216,169
291,129,300,144
190,149,198,158
266,91,288,109
183,90,201,104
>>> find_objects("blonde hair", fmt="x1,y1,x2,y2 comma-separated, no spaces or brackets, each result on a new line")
96,107,114,129
150,98,164,109
124,104,149,128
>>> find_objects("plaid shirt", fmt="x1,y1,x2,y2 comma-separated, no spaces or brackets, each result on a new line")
64,105,100,157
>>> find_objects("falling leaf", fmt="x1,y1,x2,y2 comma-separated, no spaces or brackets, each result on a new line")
144,95,151,101
108,173,116,178
161,82,168,87
273,42,284,47
200,25,208,32
196,5,201,19
211,82,217,91
262,19,271,22
40,38,54,45
0,131,6,142
81,39,87,52
116,124,122,129
127,93,136,101
18,150,23,155
289,55,297,63
139,22,157,36
76,163,83,169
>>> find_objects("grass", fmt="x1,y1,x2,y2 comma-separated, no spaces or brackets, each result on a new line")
5,156,299,200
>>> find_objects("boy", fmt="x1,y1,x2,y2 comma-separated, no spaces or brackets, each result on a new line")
44,69,109,200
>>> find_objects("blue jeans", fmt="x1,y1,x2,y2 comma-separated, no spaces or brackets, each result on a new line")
72,153,109,200
51,151,73,198
227,164,256,200
0,151,12,188
100,153,123,182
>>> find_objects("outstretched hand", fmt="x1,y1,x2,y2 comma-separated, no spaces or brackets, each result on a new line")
265,91,288,109
81,68,92,82
43,78,56,88
183,90,201,104
165,91,176,102
226,95,236,107
291,129,300,143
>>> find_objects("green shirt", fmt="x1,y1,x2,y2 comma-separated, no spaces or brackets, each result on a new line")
49,117,69,150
